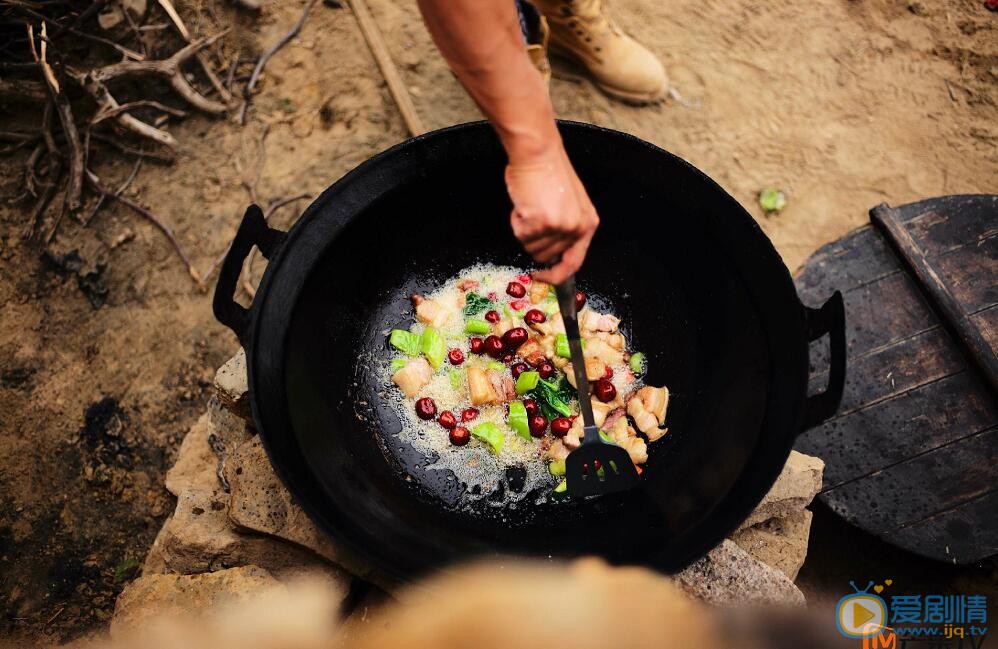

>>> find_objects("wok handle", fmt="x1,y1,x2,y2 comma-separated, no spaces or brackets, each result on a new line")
801,291,846,430
212,204,287,345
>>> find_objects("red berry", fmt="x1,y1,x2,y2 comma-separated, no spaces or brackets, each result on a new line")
487,291,498,301
448,348,465,365
593,378,616,403
483,335,504,358
537,361,555,379
469,337,485,354
523,398,538,417
593,458,603,471
517,273,532,284
415,397,437,420
484,310,501,323
528,414,548,438
461,408,479,422
575,290,586,311
551,417,572,437
450,426,470,446
437,411,457,429
500,351,515,364
510,299,528,311
506,281,526,298
524,309,546,325
502,327,528,349
604,365,614,379
511,362,530,379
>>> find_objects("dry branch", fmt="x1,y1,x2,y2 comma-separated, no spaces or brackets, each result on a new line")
238,0,318,124
154,0,232,102
85,169,204,289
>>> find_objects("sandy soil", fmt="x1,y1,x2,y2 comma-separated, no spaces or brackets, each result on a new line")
0,0,995,642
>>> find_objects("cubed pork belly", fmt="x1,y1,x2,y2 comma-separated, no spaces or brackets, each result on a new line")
583,338,624,366
529,280,550,304
487,369,516,402
580,309,621,335
467,367,497,405
518,337,548,367
415,298,452,328
627,385,669,441
564,357,607,388
457,279,479,292
392,357,432,398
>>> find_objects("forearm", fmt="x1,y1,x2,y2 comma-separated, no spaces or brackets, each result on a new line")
416,0,560,164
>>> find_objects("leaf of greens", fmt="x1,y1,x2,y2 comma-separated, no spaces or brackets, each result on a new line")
463,292,491,317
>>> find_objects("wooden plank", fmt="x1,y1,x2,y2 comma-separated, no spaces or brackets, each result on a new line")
808,326,965,415
931,234,998,315
797,370,998,489
971,304,998,357
887,488,998,563
872,204,998,396
902,199,998,257
795,225,901,306
822,426,998,534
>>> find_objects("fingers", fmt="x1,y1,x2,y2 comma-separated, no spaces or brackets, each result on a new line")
533,232,592,284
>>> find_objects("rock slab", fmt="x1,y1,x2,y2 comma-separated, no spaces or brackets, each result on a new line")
675,540,806,607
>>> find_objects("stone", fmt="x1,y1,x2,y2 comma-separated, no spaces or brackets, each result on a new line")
674,540,805,607
214,350,250,421
110,566,283,635
165,398,250,497
225,436,397,591
738,451,823,530
731,509,813,581
145,482,328,576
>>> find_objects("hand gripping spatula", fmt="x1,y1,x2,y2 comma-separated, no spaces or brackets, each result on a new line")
555,277,639,497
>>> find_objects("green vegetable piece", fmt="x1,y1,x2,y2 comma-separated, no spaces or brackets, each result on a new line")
515,370,540,394
549,459,566,476
390,359,407,373
465,319,491,335
471,422,505,454
447,368,463,390
487,360,506,371
759,187,787,213
629,351,647,375
389,329,421,356
420,327,446,370
536,378,572,417
543,299,560,316
555,333,570,358
553,479,567,493
599,430,616,444
463,292,492,316
508,400,530,440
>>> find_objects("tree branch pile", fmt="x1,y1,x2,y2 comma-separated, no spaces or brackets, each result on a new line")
0,0,243,286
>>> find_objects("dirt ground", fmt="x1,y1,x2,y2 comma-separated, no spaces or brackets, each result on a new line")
0,0,995,642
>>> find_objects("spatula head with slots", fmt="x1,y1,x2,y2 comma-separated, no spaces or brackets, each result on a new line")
553,277,640,497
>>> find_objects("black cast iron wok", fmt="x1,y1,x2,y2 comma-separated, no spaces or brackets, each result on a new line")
213,121,845,580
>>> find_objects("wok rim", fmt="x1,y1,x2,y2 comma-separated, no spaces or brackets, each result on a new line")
242,120,810,579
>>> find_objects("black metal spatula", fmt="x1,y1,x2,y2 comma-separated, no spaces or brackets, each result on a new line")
555,277,640,497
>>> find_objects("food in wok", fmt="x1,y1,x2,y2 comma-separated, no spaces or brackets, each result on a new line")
385,264,670,496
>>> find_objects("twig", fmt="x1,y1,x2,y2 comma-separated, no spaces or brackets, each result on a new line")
85,169,204,289
66,26,144,60
239,0,318,125
92,100,187,124
49,0,109,38
24,143,44,196
116,0,148,58
90,133,175,163
25,159,61,239
349,0,425,136
82,153,142,227
154,0,232,102
29,23,84,216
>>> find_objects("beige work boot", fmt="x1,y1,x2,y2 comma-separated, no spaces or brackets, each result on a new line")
526,15,552,86
530,0,667,103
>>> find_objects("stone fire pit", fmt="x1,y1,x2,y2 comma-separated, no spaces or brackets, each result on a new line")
110,351,825,634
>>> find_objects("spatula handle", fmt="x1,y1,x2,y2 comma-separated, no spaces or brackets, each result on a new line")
555,277,598,439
